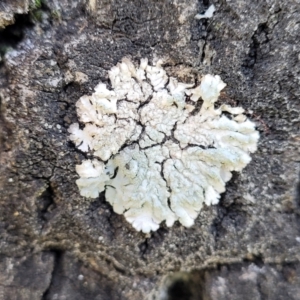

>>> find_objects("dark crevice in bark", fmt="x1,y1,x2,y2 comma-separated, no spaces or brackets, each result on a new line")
0,14,33,62
242,22,269,77
36,184,56,226
210,173,246,244
243,254,265,267
139,227,169,258
166,271,206,300
138,237,150,258
242,7,282,79
200,39,208,64
196,1,211,64
41,250,63,300
167,279,197,300
0,12,34,90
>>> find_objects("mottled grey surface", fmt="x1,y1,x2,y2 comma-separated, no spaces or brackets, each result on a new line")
0,0,299,299
0,252,54,300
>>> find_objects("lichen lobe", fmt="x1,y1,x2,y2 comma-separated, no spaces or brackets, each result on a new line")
69,57,259,233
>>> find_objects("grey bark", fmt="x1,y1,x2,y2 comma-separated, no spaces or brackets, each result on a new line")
0,0,299,299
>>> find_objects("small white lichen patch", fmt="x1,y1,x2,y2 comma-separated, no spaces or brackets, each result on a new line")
195,4,216,20
69,57,259,233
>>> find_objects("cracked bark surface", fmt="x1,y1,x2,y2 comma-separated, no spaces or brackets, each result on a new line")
0,0,299,299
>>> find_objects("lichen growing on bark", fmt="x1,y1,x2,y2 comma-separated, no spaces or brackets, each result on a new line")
69,58,259,233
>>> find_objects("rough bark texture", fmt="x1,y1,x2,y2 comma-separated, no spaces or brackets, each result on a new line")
0,0,299,299
0,0,30,29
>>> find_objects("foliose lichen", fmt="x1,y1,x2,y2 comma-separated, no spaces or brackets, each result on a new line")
69,58,259,233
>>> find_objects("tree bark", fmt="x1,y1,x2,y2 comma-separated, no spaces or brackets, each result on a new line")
0,0,299,299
